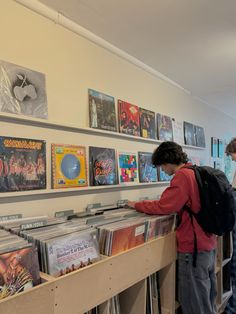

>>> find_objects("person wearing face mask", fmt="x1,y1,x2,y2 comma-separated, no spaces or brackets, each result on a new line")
128,141,217,314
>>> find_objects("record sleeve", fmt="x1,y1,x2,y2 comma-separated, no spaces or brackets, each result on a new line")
118,100,140,136
172,119,185,145
194,125,206,148
211,137,218,158
156,114,173,141
139,108,156,139
0,136,46,192
117,151,138,184
46,229,100,277
89,89,117,132
89,146,118,185
52,144,87,189
138,152,157,183
0,60,48,119
184,122,196,146
0,245,40,299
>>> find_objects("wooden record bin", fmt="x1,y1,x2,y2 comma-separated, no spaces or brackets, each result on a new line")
0,232,176,314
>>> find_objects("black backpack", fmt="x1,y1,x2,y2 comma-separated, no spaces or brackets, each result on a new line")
183,165,236,267
186,165,236,236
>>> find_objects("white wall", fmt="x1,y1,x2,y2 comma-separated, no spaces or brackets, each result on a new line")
0,0,235,217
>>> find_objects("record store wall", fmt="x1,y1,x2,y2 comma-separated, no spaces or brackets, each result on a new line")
0,0,236,217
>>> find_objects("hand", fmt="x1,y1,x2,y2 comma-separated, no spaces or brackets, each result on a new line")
127,201,136,209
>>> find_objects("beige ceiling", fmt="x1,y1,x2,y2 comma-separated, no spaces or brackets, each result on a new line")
39,0,236,118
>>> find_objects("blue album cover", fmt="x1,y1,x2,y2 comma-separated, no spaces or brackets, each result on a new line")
158,167,172,182
138,152,157,182
211,137,218,158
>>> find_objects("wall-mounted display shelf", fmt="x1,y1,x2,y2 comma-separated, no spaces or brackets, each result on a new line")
0,181,169,200
0,112,205,149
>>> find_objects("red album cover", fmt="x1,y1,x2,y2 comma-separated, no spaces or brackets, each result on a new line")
110,223,145,255
118,100,140,136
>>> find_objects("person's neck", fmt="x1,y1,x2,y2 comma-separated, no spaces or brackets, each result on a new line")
173,163,184,173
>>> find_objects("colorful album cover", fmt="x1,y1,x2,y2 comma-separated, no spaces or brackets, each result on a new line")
156,113,173,141
110,222,146,256
211,137,218,158
118,151,138,184
183,122,196,146
172,119,185,145
139,108,156,139
52,144,87,189
0,246,40,299
218,139,224,158
118,100,140,136
88,89,117,132
138,152,157,183
46,229,100,277
89,146,118,186
158,167,172,182
0,136,46,192
0,60,48,119
195,125,206,148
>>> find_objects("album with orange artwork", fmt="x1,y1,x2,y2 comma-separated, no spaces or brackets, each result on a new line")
51,144,87,189
108,221,146,256
118,100,140,136
0,136,46,192
0,245,41,299
117,151,138,184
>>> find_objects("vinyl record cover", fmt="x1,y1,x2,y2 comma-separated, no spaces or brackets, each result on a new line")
89,89,117,132
117,151,138,183
118,100,140,136
156,114,173,141
89,146,118,186
0,136,46,192
52,144,87,189
109,222,146,255
0,60,48,119
158,167,172,182
138,152,157,183
218,139,224,158
172,119,185,145
184,122,196,146
211,137,218,158
139,108,156,139
194,125,206,148
46,229,100,277
0,246,40,299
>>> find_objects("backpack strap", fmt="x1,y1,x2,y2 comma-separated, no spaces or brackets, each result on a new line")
183,205,198,267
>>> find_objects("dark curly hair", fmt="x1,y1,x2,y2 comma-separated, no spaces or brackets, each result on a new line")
225,138,236,155
152,141,188,166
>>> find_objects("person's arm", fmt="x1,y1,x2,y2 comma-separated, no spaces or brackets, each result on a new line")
130,171,189,215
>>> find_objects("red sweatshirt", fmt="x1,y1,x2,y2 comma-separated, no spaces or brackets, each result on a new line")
135,163,217,253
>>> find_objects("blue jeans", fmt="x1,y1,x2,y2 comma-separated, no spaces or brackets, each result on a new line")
178,250,217,314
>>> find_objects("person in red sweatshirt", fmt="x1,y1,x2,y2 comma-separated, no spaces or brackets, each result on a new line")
128,141,217,314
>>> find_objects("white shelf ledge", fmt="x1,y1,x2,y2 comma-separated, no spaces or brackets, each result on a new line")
0,112,205,149
0,181,169,199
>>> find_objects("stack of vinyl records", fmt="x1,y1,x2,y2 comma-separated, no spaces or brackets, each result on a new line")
20,222,100,277
146,272,162,314
0,229,40,299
